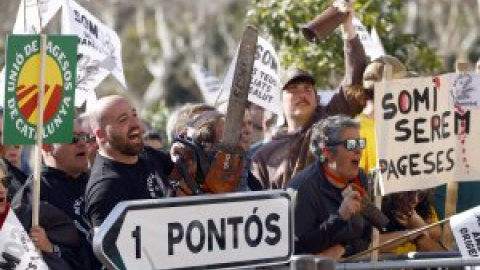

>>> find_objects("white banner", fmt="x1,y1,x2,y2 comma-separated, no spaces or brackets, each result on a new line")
218,51,237,105
0,211,48,269
190,64,222,105
375,74,480,195
220,37,283,115
13,0,62,34
0,68,5,108
62,0,126,107
85,88,98,113
353,18,385,61
248,36,282,115
450,206,480,258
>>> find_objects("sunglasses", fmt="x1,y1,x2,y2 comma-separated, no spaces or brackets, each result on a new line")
327,138,366,151
70,133,92,144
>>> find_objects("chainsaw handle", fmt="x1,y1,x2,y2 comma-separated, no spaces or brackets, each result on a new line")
175,155,204,195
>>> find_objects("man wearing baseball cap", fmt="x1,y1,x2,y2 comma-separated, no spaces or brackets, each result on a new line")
250,1,369,189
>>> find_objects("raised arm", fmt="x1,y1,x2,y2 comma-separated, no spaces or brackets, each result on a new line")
325,1,368,117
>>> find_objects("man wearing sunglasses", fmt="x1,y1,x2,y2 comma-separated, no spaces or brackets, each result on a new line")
250,1,369,190
11,118,102,269
286,115,371,260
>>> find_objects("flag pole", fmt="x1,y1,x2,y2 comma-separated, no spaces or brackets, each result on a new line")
32,33,47,226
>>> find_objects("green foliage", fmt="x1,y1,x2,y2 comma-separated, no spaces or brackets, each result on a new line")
141,99,170,144
247,0,442,89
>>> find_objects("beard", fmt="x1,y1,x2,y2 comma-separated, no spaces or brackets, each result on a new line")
110,132,144,156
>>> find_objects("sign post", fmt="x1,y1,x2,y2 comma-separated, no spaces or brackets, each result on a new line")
2,34,77,269
93,191,292,270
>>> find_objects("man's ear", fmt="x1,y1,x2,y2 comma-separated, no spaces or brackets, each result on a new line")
323,147,334,161
95,128,105,141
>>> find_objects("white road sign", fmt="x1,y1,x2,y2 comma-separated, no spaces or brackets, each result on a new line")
93,191,292,270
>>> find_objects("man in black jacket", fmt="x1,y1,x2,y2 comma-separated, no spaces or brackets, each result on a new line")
287,115,371,260
12,118,102,269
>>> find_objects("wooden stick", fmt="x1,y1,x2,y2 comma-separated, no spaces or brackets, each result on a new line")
369,63,393,262
370,171,382,262
32,34,47,227
341,218,451,262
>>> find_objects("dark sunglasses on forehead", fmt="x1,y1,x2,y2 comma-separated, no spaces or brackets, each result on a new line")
70,133,93,144
327,138,366,151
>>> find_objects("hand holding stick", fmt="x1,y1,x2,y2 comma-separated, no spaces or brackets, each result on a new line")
341,218,450,262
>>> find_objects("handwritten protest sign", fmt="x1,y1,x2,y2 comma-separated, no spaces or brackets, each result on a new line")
449,74,480,182
62,0,126,107
0,211,48,270
450,206,480,258
219,36,282,115
375,74,480,195
248,36,282,115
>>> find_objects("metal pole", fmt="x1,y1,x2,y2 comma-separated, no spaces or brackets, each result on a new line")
336,257,480,270
290,255,335,270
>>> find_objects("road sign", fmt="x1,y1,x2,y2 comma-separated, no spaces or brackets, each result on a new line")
93,191,292,270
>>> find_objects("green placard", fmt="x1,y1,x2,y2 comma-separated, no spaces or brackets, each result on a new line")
3,35,77,145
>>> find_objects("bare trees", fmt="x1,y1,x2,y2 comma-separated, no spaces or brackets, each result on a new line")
1,0,479,108
404,0,480,67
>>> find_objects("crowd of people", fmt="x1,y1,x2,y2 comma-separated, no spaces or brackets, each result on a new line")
0,1,474,269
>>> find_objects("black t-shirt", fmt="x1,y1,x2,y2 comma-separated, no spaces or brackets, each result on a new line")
85,147,174,227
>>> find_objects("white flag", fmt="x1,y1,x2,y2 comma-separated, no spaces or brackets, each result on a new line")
218,51,238,106
62,0,126,107
369,27,386,60
352,17,385,60
450,205,480,258
0,68,5,108
190,64,222,105
13,0,62,34
0,211,49,269
85,88,98,113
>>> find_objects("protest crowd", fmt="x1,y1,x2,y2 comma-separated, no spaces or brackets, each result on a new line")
1,0,480,269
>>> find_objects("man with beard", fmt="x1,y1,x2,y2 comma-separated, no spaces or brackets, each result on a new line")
250,0,368,189
85,95,174,227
